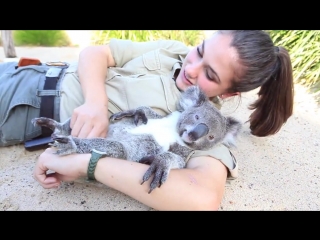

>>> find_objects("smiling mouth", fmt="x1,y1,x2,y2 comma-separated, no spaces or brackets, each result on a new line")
184,71,193,85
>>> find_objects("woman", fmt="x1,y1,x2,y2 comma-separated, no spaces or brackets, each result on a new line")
0,30,294,210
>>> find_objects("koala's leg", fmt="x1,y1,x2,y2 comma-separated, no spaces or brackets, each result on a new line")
32,117,72,136
52,135,128,159
139,151,186,193
110,106,163,126
52,135,77,156
88,139,127,159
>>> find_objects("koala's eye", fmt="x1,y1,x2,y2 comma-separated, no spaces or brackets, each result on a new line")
209,135,214,140
195,115,199,120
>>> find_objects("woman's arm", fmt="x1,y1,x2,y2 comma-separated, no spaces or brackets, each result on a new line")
69,39,189,139
33,148,227,210
70,45,115,139
94,156,227,210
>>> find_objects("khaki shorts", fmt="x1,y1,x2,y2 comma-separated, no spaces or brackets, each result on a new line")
0,62,63,146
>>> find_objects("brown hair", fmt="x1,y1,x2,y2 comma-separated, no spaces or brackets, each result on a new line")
218,30,294,137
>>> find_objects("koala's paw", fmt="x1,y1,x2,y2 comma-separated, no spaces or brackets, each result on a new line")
52,135,77,156
31,117,57,130
55,148,77,156
110,109,148,126
140,155,171,194
52,135,69,143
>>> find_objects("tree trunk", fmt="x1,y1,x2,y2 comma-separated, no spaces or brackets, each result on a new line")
1,30,17,58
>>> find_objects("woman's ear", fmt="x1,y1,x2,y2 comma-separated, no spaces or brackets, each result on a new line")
219,92,240,99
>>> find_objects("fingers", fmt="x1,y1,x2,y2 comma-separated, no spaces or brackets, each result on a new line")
70,103,109,138
33,157,61,189
72,122,107,138
70,114,85,137
87,126,107,138
38,174,62,189
33,148,81,189
71,119,93,138
71,116,107,138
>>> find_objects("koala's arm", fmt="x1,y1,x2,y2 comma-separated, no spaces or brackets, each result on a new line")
139,150,187,193
137,142,192,193
110,106,163,125
135,106,164,119
168,142,194,160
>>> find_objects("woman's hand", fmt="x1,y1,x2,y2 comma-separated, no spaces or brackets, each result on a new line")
33,148,89,189
71,44,114,139
70,102,109,139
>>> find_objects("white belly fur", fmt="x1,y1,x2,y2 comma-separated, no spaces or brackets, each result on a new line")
128,111,185,151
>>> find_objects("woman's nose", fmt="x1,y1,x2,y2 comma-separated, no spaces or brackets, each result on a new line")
185,62,201,80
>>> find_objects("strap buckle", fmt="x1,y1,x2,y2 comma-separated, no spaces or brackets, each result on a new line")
45,61,68,67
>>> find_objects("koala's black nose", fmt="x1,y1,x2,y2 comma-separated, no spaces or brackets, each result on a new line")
188,123,209,141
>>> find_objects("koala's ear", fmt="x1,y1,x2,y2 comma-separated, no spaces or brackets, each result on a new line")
222,117,242,148
177,86,207,111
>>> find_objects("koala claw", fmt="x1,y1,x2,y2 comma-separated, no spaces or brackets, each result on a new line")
133,109,148,125
140,156,170,193
32,117,56,130
139,155,154,165
49,135,77,155
31,117,45,126
52,135,69,143
110,109,148,126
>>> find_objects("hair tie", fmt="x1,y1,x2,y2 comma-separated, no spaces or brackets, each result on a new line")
275,46,280,53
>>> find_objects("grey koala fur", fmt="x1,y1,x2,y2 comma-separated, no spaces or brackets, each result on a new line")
32,85,242,193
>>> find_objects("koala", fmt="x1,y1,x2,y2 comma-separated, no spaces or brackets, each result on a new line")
32,85,242,193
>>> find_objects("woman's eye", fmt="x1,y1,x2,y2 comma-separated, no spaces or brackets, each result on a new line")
205,70,215,81
197,45,217,83
197,47,203,57
195,115,199,120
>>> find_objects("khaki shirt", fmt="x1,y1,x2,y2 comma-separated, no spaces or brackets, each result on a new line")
60,38,238,180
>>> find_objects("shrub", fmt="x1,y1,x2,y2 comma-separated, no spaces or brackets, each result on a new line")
13,30,71,47
268,30,320,88
91,30,205,47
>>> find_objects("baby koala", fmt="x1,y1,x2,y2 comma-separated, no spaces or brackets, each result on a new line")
32,85,242,193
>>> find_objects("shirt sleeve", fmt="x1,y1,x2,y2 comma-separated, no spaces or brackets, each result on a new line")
191,144,238,180
109,38,190,67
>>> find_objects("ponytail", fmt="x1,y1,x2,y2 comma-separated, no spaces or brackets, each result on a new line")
218,30,294,137
248,47,294,137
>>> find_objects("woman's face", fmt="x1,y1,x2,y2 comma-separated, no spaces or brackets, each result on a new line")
175,32,242,98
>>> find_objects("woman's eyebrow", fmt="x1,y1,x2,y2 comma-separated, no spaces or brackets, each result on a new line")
203,40,221,83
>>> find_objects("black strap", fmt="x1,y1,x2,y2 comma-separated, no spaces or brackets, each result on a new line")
39,75,59,137
38,64,69,137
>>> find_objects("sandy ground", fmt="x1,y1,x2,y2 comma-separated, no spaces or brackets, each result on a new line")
0,47,319,211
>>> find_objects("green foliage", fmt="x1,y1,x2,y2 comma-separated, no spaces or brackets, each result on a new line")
268,30,320,88
13,30,71,47
91,30,205,47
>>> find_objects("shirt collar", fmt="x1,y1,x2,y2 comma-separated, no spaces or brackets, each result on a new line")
171,55,184,80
